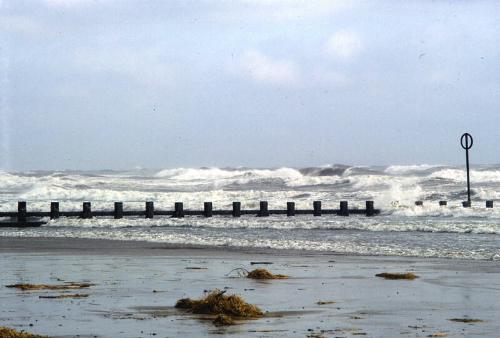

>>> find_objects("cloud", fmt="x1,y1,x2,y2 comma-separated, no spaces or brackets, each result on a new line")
230,49,300,85
326,30,362,60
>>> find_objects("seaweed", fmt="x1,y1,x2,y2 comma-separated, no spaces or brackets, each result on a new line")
250,262,273,265
6,283,94,291
0,326,50,338
247,269,288,280
449,318,484,323
227,268,288,280
212,314,235,326
175,289,263,323
375,273,418,280
39,294,89,299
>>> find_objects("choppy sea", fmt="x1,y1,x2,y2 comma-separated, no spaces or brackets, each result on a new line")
1,164,499,260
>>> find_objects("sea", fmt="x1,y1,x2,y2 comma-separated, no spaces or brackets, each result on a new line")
1,164,499,260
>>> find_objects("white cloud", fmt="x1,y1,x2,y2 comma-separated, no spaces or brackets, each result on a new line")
230,49,300,85
326,30,362,60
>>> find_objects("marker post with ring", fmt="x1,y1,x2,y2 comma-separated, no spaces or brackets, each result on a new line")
460,132,473,207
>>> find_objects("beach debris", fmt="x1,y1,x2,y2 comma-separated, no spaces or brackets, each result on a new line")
247,268,288,279
250,261,273,265
226,267,288,279
248,329,289,333
185,267,207,270
175,289,263,325
448,318,484,323
427,333,448,337
38,293,89,299
212,314,235,326
375,272,418,280
6,282,94,291
0,326,50,338
316,301,336,305
307,333,327,338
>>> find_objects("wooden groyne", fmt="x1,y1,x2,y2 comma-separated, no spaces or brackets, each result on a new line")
1,199,495,228
0,201,380,227
414,200,494,208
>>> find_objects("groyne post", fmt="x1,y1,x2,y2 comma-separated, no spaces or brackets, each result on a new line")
232,202,241,217
366,201,375,216
50,202,60,219
114,202,123,219
204,202,213,217
145,201,154,218
259,201,269,217
313,201,321,216
339,201,349,216
439,201,447,206
486,200,493,208
415,201,423,206
287,202,295,216
82,202,92,219
174,202,184,218
18,201,27,223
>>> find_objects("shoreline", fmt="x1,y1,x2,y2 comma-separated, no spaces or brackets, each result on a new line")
0,236,489,264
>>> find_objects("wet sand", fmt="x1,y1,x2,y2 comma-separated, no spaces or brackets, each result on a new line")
1,237,500,337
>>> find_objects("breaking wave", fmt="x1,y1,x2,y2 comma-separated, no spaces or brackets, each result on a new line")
1,164,500,260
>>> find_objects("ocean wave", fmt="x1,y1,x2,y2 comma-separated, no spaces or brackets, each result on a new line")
16,213,496,234
429,168,500,183
384,164,444,175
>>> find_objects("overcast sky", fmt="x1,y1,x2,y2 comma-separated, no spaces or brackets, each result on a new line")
1,0,499,170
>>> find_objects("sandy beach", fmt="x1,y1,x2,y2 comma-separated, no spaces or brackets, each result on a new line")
0,237,499,338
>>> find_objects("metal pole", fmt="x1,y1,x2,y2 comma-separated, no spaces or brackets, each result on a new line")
465,138,471,204
460,133,473,207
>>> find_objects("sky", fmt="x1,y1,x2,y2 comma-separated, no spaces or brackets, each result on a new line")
0,0,499,170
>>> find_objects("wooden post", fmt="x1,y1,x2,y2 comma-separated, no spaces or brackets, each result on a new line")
145,201,154,218
439,201,447,206
462,201,471,208
339,201,349,216
313,201,321,216
50,202,60,220
287,202,295,216
258,201,269,217
82,202,92,219
18,201,27,223
415,201,423,206
366,201,375,216
174,202,184,218
114,202,123,219
486,200,493,208
232,202,241,217
204,202,213,217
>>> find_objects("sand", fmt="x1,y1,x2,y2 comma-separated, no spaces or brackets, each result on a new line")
1,237,499,337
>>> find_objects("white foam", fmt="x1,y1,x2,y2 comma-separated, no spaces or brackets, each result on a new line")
429,168,500,183
385,164,442,174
